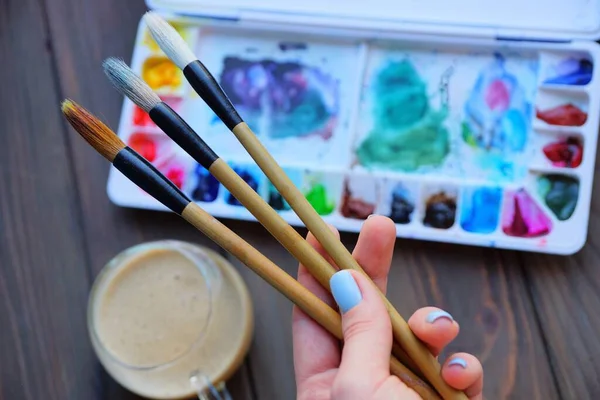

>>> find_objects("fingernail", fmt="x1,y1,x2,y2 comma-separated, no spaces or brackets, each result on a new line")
330,270,362,313
448,358,467,369
367,214,377,219
426,310,454,324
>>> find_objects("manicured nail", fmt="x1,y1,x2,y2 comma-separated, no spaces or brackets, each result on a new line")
330,270,362,313
448,357,467,369
426,310,454,324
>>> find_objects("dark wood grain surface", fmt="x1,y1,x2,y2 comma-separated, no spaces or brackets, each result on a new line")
0,0,597,398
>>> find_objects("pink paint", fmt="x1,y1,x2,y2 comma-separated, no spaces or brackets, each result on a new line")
485,79,510,112
502,189,552,237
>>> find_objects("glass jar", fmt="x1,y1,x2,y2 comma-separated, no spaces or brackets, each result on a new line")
87,240,253,399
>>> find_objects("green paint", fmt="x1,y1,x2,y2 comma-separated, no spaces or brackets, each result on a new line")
537,174,579,221
305,183,335,215
357,60,450,172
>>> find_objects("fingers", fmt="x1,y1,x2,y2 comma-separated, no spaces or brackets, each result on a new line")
292,227,341,383
408,308,483,400
331,270,393,385
441,353,484,400
407,307,460,356
352,215,396,294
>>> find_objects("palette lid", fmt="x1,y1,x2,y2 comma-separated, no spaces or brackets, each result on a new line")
146,0,600,41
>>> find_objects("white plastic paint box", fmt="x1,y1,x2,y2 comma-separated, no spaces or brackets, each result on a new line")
107,0,600,254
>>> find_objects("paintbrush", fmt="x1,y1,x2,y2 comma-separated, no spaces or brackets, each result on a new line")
101,57,417,374
143,11,466,400
61,99,439,400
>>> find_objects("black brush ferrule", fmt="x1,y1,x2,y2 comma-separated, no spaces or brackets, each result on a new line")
149,102,219,169
113,147,190,215
183,60,243,130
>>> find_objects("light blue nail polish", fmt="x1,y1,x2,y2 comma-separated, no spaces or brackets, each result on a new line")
448,358,467,369
426,310,454,324
330,270,362,313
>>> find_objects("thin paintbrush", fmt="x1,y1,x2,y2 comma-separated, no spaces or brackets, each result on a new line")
143,12,465,400
101,57,417,375
61,99,438,399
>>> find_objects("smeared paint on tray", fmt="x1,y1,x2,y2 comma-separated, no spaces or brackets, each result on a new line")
543,137,583,168
142,56,183,92
536,103,588,126
387,183,416,224
341,175,379,219
357,60,450,172
502,189,552,237
302,172,342,216
219,57,339,140
460,186,502,234
543,58,593,86
461,54,532,181
133,96,183,128
423,189,457,229
537,174,579,221
223,164,264,206
191,164,220,203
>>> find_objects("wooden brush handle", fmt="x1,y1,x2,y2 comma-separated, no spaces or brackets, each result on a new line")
230,123,466,400
210,158,418,372
180,202,439,399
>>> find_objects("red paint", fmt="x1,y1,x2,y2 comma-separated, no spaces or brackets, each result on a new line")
128,133,157,162
543,137,583,168
132,96,183,127
536,103,588,126
166,167,185,189
133,105,155,127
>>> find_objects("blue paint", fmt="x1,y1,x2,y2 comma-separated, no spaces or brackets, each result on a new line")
544,58,593,86
225,165,262,206
191,164,219,203
460,187,503,234
462,53,531,155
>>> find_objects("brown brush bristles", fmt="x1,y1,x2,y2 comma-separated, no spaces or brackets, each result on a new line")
61,99,125,162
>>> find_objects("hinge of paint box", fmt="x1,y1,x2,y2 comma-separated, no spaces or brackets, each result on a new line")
496,36,571,43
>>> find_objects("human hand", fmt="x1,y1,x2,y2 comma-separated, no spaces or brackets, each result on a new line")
292,215,484,399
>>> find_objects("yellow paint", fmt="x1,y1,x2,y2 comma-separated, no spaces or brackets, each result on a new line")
143,22,188,52
142,56,182,91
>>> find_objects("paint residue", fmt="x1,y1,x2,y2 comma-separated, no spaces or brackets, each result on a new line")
267,182,291,211
341,184,376,220
356,60,450,172
460,187,502,234
543,137,583,168
226,166,260,206
219,57,338,139
537,175,579,221
388,184,414,224
142,56,182,91
133,96,182,127
536,103,588,126
502,189,552,237
544,58,593,86
128,133,157,162
462,54,531,154
191,164,219,203
423,191,456,229
305,183,335,216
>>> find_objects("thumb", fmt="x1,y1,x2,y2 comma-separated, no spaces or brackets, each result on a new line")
330,270,393,380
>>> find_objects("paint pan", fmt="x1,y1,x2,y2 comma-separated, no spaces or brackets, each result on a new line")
106,1,600,254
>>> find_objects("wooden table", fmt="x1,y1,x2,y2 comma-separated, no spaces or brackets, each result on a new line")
1,0,600,398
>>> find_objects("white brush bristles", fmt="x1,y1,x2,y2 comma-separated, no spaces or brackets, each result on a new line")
143,12,197,70
102,58,161,113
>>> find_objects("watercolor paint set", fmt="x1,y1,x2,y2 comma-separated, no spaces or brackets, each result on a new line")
107,0,600,254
